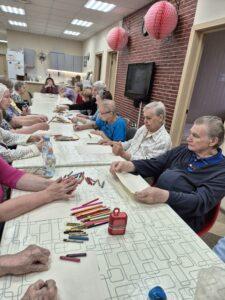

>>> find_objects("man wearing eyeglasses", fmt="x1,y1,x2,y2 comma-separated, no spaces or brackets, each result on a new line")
74,100,126,142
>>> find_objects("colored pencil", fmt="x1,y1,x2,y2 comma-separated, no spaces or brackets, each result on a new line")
60,256,80,263
66,253,87,258
70,202,103,211
68,236,89,241
63,238,83,243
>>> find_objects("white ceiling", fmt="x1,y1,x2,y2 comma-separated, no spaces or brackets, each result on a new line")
0,0,152,41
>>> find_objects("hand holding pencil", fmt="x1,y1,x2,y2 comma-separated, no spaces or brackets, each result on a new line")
45,177,79,201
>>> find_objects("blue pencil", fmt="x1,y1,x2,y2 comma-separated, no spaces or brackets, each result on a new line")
68,236,89,241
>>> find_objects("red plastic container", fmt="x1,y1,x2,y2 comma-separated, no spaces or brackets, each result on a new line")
108,208,127,235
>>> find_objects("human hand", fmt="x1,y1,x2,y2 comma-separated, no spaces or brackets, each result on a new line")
55,105,68,112
36,122,50,131
110,161,135,176
77,114,89,119
38,114,48,122
90,130,103,137
3,245,50,275
45,177,79,202
73,124,85,131
112,142,124,156
22,279,57,300
134,186,169,204
98,139,113,145
27,135,42,143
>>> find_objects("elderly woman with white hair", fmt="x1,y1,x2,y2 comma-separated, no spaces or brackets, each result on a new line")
111,116,225,233
58,84,75,102
110,101,171,160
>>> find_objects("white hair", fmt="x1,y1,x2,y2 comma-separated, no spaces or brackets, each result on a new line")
93,81,106,91
144,101,166,121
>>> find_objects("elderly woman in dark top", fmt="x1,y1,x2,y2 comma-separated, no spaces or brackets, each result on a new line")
110,116,225,232
41,77,58,94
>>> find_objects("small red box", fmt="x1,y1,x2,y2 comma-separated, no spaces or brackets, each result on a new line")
108,208,127,235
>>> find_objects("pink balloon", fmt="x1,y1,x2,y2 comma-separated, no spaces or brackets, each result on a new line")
144,1,178,40
107,27,128,51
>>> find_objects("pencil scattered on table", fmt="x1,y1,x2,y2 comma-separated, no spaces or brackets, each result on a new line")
62,171,105,188
59,252,87,263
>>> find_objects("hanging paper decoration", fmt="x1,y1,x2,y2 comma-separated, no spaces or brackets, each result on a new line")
106,27,128,51
144,1,178,40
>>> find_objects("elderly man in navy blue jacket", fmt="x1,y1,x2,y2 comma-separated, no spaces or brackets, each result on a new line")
110,116,225,232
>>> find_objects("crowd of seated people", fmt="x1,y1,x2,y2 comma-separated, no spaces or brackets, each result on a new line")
1,74,225,297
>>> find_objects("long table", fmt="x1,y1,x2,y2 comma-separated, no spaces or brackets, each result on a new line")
1,93,225,300
1,166,224,300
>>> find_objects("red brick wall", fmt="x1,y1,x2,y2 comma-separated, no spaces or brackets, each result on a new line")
114,0,197,129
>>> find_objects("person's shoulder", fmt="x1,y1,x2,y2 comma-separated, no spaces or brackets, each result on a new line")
116,116,126,125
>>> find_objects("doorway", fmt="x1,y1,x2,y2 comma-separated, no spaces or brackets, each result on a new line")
94,53,102,81
106,51,118,97
181,30,225,143
170,18,225,146
0,55,7,78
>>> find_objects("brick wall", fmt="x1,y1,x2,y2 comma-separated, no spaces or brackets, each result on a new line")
114,0,197,129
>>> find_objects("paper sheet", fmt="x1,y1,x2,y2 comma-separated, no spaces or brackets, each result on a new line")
115,172,149,194
1,252,106,300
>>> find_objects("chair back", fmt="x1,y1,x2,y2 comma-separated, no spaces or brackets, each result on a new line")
197,202,221,236
126,127,137,141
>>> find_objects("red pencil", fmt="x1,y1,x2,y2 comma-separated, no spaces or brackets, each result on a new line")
60,256,80,263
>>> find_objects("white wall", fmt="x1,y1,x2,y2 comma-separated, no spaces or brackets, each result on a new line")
82,22,120,83
7,30,83,82
194,0,225,24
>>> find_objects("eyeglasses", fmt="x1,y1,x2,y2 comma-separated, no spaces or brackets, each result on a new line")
100,111,112,115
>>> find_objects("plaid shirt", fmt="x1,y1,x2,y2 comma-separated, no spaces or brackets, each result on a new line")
122,124,171,160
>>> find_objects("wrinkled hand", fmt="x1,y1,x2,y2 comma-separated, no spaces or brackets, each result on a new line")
22,279,57,300
36,122,50,131
27,135,42,143
112,142,124,156
38,115,48,122
110,161,135,176
55,105,68,112
73,124,85,131
77,114,89,119
134,186,169,204
6,245,50,275
90,130,103,137
98,139,114,145
45,177,79,202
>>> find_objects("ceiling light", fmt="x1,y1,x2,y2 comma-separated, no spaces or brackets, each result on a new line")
85,0,116,12
0,5,25,15
64,30,80,36
71,19,93,27
8,20,27,27
0,40,7,43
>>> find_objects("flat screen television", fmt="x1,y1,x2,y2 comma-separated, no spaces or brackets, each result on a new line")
124,62,155,103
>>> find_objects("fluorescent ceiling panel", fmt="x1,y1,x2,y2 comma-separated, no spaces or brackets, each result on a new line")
64,30,80,36
71,19,93,27
85,0,116,12
0,5,25,15
8,20,27,27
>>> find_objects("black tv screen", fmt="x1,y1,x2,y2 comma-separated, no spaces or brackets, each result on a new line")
124,62,155,102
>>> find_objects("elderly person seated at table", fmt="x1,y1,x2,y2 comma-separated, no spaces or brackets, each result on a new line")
108,101,171,160
56,80,107,116
110,116,225,233
0,245,57,299
0,112,43,163
11,81,31,110
58,84,75,103
74,100,127,142
0,155,78,227
0,79,48,127
0,84,49,134
41,77,58,94
73,90,112,125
